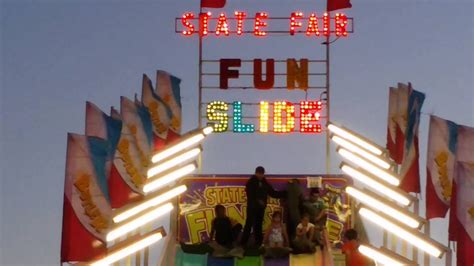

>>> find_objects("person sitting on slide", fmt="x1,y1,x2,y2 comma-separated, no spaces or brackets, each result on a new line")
209,204,242,249
264,211,288,248
263,211,291,258
292,213,316,253
304,187,327,248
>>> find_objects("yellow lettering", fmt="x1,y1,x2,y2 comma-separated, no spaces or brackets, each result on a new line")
227,205,245,225
74,174,90,194
222,188,231,204
148,102,168,134
186,210,208,244
239,187,246,203
117,138,145,188
204,209,214,235
73,174,109,233
205,188,217,206
435,151,452,201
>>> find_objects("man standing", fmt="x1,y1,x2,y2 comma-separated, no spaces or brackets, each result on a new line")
241,166,286,247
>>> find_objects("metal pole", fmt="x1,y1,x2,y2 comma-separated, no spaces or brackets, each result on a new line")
413,198,419,264
424,220,430,266
198,6,203,174
325,13,331,175
445,241,452,266
143,226,149,266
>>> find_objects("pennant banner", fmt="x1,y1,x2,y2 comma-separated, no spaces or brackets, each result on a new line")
156,70,182,142
107,97,154,208
400,85,425,193
61,69,184,262
141,74,173,150
425,115,458,219
85,102,122,153
448,124,474,266
395,83,410,164
450,162,474,266
85,102,122,206
61,134,111,262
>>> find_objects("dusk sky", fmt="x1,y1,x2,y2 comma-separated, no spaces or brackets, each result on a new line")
1,0,473,265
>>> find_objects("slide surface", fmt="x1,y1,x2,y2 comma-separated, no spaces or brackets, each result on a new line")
263,257,289,266
289,249,324,266
175,248,208,266
234,256,263,266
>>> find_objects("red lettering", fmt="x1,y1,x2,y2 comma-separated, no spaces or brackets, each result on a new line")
253,59,275,90
234,11,246,35
199,12,211,36
215,13,230,36
335,13,348,37
254,12,268,36
300,101,322,133
323,12,330,37
181,13,195,36
306,13,320,36
290,12,303,35
220,59,241,89
178,11,350,37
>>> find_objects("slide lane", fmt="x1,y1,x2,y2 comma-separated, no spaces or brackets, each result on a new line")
289,249,324,266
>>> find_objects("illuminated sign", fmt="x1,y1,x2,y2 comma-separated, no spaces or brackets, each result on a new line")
176,11,353,37
206,100,323,133
176,10,354,135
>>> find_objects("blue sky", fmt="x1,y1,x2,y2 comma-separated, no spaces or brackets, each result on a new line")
1,0,473,265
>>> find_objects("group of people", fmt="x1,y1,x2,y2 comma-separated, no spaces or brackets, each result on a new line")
187,166,368,265
207,167,326,256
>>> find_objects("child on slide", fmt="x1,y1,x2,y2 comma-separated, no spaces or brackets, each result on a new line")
209,205,244,258
263,211,291,258
342,229,371,266
292,213,317,254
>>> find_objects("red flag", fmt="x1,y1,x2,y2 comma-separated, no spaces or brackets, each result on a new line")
399,86,425,193
156,70,182,142
394,83,410,164
425,116,458,219
60,134,111,262
108,108,143,208
327,0,352,12
107,98,154,209
449,162,474,266
61,194,106,262
448,124,474,266
201,0,226,8
141,74,172,150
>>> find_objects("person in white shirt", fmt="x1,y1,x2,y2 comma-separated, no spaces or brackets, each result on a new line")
292,213,316,253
